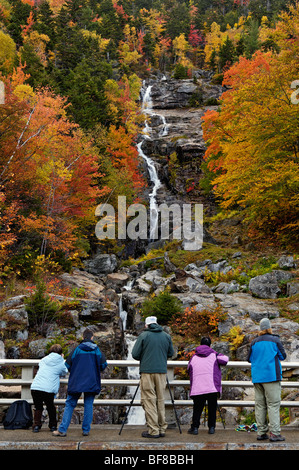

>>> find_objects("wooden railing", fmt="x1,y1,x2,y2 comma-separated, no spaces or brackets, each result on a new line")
1,359,299,407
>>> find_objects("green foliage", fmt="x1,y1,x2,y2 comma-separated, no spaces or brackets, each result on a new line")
46,334,77,357
173,62,188,79
24,281,61,334
140,288,183,325
218,36,236,70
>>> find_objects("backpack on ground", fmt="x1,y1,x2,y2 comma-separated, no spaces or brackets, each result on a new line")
3,400,33,430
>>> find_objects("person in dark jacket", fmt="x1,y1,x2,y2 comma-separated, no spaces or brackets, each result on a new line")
132,316,174,438
53,329,107,437
187,337,229,435
247,318,286,442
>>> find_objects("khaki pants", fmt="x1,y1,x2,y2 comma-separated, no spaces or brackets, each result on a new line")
254,381,282,436
140,373,167,436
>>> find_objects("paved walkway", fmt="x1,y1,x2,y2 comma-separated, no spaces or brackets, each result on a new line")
0,424,298,451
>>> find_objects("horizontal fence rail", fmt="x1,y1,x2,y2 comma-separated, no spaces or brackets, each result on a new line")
1,360,299,408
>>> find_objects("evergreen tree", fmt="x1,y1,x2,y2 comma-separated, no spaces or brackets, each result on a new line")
64,58,113,129
218,36,236,70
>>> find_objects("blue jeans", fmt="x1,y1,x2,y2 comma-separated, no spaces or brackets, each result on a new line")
58,393,96,434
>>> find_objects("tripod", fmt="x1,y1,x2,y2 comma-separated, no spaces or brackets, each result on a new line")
203,401,225,429
119,376,182,435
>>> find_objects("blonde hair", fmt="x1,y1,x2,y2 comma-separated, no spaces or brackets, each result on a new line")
258,328,272,336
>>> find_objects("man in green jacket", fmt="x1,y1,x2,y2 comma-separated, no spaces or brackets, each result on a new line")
132,316,174,438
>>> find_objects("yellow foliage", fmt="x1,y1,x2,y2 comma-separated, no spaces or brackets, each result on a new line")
13,84,36,104
80,30,110,52
0,30,16,71
22,31,50,66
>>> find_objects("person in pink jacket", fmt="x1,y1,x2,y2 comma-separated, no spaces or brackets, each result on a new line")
187,337,229,435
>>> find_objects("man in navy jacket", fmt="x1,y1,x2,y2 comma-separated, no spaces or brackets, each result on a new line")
247,318,286,442
53,329,107,437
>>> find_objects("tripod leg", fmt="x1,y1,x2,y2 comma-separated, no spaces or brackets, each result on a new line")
203,401,207,427
166,376,182,434
217,403,225,429
119,383,140,435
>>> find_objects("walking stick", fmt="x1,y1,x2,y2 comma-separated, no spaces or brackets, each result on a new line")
119,382,140,435
166,376,182,434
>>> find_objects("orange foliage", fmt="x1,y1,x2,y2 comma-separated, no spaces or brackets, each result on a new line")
0,67,106,260
169,305,227,342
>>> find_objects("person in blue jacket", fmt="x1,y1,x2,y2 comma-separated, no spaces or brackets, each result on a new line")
53,329,107,437
31,344,68,432
247,317,286,442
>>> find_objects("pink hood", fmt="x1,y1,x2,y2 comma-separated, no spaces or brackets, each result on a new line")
187,346,229,396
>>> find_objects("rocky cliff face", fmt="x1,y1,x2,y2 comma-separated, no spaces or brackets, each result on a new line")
138,72,222,217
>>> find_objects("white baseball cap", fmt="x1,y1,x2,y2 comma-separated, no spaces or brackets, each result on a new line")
145,316,157,325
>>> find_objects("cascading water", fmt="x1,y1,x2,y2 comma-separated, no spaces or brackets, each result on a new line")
125,334,145,425
119,83,168,425
119,284,145,425
137,83,168,240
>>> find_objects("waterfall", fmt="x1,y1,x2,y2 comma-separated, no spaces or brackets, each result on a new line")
118,279,134,332
119,295,127,331
118,83,169,425
119,280,145,425
138,83,168,240
125,335,145,425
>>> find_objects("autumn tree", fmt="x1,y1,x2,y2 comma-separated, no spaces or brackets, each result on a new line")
0,67,107,271
104,73,143,134
202,5,299,246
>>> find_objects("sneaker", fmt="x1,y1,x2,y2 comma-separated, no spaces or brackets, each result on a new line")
208,427,215,434
52,430,67,437
257,434,269,440
269,433,285,442
187,427,198,435
32,426,41,433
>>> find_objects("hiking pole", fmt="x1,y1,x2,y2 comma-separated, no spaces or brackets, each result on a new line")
166,376,182,434
119,382,140,435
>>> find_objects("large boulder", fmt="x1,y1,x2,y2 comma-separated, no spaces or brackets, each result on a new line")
249,270,294,299
105,273,131,292
60,269,105,299
84,253,118,275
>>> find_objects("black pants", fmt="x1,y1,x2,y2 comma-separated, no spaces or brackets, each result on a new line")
31,389,57,428
191,392,218,429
